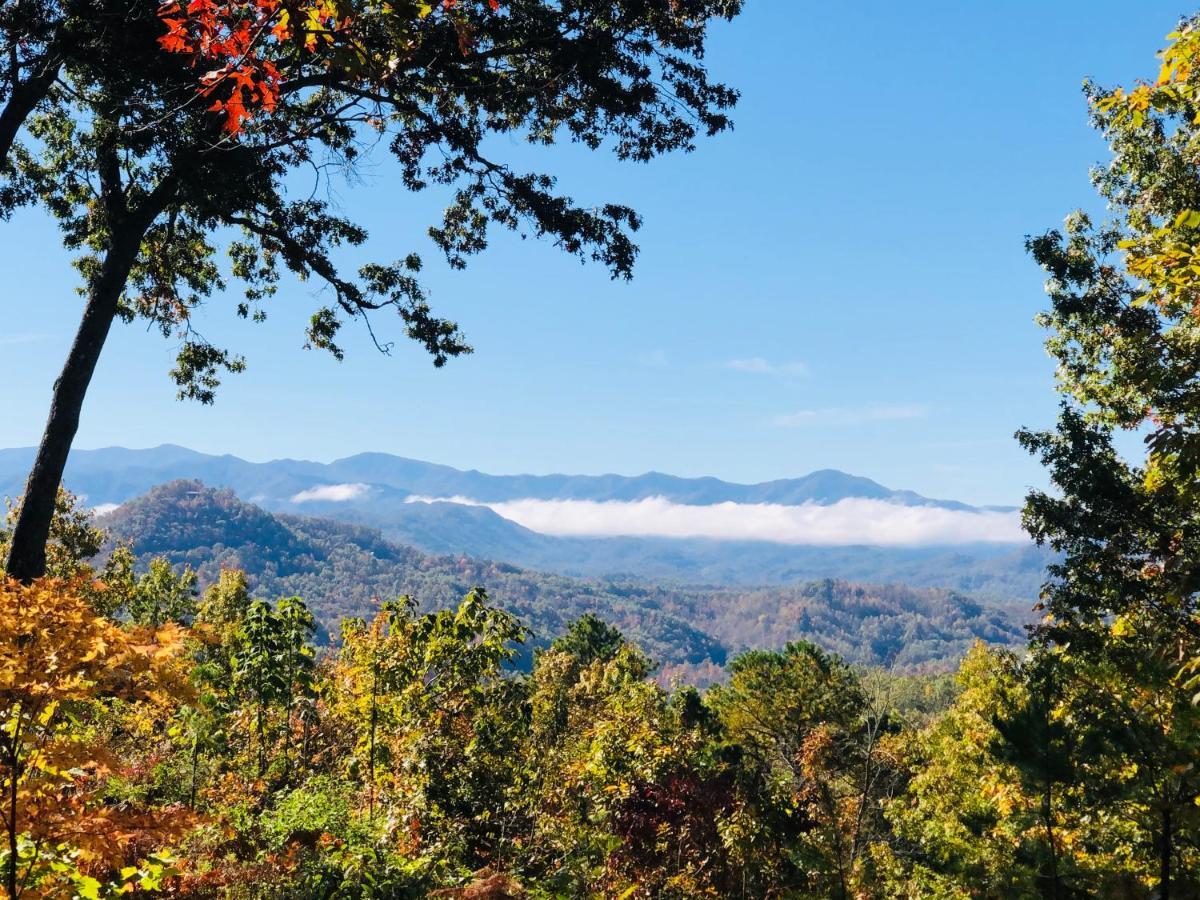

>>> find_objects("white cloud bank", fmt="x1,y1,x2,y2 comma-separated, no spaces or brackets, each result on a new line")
92,503,121,516
405,495,1024,547
291,483,371,503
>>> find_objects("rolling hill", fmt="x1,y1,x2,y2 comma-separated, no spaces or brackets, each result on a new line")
96,481,1031,682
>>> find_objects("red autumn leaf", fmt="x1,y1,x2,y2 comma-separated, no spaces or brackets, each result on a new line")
156,0,500,134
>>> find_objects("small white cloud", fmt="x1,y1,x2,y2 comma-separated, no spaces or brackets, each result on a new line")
92,503,121,516
637,349,669,368
725,357,809,377
0,333,53,346
291,483,370,503
405,495,1024,547
772,404,929,428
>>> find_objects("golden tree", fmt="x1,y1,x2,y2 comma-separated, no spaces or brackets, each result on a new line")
0,577,192,898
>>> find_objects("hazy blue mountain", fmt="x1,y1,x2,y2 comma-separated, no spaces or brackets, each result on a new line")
323,453,985,508
0,444,998,509
0,444,1048,598
0,444,325,505
96,481,1031,681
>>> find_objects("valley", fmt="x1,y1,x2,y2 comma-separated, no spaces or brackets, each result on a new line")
94,479,1032,683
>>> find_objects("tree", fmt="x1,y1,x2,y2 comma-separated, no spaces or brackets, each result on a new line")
1017,410,1200,897
232,596,316,777
988,655,1082,899
177,568,254,808
0,576,191,898
881,644,1047,897
706,642,891,897
275,595,317,771
0,487,137,615
547,612,627,667
194,568,253,664
0,0,73,174
331,589,525,864
1015,17,1200,897
522,635,709,894
1,0,744,582
1023,14,1200,525
127,556,199,628
1,488,100,578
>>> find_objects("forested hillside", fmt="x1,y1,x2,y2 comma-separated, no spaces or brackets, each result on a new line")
99,481,1027,681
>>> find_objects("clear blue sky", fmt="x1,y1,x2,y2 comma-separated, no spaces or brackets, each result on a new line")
0,2,1180,506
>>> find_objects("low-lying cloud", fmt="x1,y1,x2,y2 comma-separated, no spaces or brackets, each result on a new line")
405,495,1025,547
291,482,371,503
92,503,121,517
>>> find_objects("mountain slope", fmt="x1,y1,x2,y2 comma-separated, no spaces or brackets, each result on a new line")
98,481,1030,679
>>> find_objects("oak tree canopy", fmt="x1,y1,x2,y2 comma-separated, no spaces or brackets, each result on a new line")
0,0,743,581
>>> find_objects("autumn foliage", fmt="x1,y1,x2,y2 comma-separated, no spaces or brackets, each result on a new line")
0,495,1198,896
0,577,192,898
157,0,287,134
157,0,501,133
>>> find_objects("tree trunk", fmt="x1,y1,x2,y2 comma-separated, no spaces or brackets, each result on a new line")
4,223,143,582
1041,782,1059,900
1160,803,1172,900
368,656,379,821
189,732,200,809
7,741,20,900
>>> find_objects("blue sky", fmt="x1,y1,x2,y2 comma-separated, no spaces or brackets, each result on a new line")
0,2,1180,506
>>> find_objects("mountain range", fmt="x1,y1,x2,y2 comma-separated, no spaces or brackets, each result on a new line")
0,443,995,507
0,444,1051,598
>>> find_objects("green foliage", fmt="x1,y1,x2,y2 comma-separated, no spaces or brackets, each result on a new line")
261,776,353,852
546,612,627,665
127,556,198,627
708,643,904,897
233,595,317,776
1,487,103,575
333,589,526,863
0,488,140,614
881,645,1040,896
7,552,1187,898
1006,16,1200,897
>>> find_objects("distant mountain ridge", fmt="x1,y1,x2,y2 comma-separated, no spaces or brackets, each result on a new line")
0,444,1048,598
0,443,1002,509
